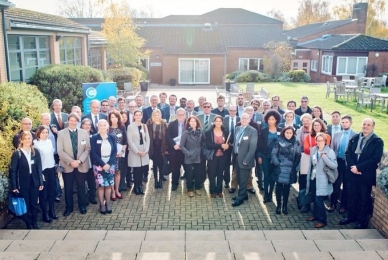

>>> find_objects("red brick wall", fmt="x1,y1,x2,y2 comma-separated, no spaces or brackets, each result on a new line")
368,52,388,76
370,186,388,238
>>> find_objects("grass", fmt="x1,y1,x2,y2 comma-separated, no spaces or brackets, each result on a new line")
238,82,388,144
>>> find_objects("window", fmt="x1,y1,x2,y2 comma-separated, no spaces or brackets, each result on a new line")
311,60,318,72
59,37,82,65
8,35,51,82
89,48,102,69
179,58,210,84
239,58,264,71
321,55,333,75
139,58,149,70
336,56,367,75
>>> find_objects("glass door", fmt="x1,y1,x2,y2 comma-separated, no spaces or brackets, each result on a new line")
179,58,210,84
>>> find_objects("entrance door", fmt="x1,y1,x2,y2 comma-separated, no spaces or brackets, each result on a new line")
179,59,210,84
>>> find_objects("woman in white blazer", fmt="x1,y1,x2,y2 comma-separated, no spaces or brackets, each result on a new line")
127,110,150,195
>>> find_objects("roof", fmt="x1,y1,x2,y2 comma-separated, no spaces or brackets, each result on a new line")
5,8,90,33
89,31,107,46
0,0,14,8
298,34,388,51
285,19,355,39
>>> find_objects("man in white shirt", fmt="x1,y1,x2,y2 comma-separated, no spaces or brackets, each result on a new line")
50,99,68,135
81,99,108,134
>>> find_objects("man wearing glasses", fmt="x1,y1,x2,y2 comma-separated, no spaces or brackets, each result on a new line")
295,96,312,116
12,117,37,148
100,99,110,116
81,99,108,134
250,99,263,124
271,96,285,115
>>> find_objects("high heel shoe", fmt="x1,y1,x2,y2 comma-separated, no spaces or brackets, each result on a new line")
116,193,123,199
99,204,106,215
111,195,117,201
106,203,112,214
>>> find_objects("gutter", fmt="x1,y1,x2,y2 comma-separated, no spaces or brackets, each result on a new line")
10,21,91,34
2,9,10,80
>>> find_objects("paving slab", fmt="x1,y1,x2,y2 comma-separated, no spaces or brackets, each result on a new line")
339,229,384,239
186,253,234,260
136,252,186,260
229,240,274,253
225,230,266,240
140,241,185,252
38,252,88,260
186,240,230,253
283,251,333,260
330,251,383,260
264,230,305,241
0,230,29,240
356,239,388,251
94,241,141,253
0,252,40,260
186,230,225,241
49,240,98,253
64,230,107,240
376,250,388,259
234,252,284,260
314,240,364,252
24,230,68,240
86,253,136,260
5,240,54,252
302,230,345,240
104,231,146,241
272,240,319,253
0,240,12,252
145,230,185,241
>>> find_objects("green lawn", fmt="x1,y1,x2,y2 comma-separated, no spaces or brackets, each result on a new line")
238,82,388,144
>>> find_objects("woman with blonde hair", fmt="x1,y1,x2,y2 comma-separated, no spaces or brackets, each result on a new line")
9,131,44,229
146,109,168,189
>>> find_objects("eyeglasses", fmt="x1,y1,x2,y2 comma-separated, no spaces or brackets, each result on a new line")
301,101,308,103
203,106,211,108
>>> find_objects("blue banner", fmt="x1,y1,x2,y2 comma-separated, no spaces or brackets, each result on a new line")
82,82,117,114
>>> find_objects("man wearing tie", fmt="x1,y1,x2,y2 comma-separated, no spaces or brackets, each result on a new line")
340,118,383,229
185,100,197,118
329,114,357,213
222,105,239,189
162,94,179,123
166,108,187,191
81,99,108,134
231,113,258,207
50,99,68,137
143,95,163,124
57,113,91,216
327,111,342,137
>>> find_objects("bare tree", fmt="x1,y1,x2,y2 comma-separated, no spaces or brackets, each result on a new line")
290,0,332,28
267,9,291,29
56,0,103,18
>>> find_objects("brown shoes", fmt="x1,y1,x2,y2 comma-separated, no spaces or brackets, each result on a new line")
195,190,201,196
188,191,194,197
314,222,326,228
211,193,216,198
217,193,223,198
306,216,316,221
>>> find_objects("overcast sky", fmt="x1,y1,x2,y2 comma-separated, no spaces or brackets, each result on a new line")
9,0,388,22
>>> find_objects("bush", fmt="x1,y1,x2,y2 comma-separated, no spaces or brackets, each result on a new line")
226,70,243,81
0,82,48,212
29,65,106,112
288,70,310,82
276,72,292,82
235,70,271,83
107,67,145,90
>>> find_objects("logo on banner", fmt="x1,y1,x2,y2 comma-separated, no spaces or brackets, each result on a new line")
86,87,97,98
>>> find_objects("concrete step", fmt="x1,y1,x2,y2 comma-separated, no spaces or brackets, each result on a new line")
0,229,386,259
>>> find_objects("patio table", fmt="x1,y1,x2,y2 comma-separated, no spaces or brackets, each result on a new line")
372,93,388,112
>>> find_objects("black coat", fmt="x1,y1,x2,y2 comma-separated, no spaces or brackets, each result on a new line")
257,127,282,158
90,133,117,167
166,119,186,156
205,127,229,156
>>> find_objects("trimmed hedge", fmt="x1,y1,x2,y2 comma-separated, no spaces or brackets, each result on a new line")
30,65,106,112
235,70,271,83
288,70,311,83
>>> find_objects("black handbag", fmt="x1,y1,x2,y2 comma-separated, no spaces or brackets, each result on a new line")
8,192,27,216
162,154,172,176
201,143,214,160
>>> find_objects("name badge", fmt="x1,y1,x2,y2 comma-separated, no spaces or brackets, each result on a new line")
277,132,281,135
81,140,86,145
97,140,102,144
31,160,35,164
117,133,122,138
243,136,248,140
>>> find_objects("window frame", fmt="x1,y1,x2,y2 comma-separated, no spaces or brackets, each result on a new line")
321,55,333,75
336,56,368,76
59,37,82,65
238,58,264,71
310,60,318,72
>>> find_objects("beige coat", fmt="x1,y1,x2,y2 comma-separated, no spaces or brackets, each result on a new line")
57,127,90,173
127,123,150,167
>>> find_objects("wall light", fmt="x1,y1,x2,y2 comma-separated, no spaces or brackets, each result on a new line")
375,53,380,57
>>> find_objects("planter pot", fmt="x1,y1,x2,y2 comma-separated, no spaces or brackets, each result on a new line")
225,82,233,92
140,81,149,91
170,78,176,86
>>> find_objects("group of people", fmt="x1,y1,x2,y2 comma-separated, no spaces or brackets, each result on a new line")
9,92,384,230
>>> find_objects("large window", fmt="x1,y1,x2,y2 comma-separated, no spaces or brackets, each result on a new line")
239,58,264,71
336,56,367,75
59,37,82,65
311,60,318,72
321,55,333,75
89,48,102,69
139,58,149,70
179,59,210,84
8,35,50,82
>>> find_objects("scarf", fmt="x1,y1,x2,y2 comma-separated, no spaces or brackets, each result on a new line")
188,126,202,140
355,132,373,156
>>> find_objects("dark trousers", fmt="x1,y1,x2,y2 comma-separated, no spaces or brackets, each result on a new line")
185,163,202,191
298,174,307,191
39,167,56,211
86,167,96,201
208,155,226,194
255,163,264,187
310,179,327,225
223,149,232,185
19,176,40,225
262,157,275,196
63,169,88,210
234,154,250,200
275,183,291,206
171,151,184,186
330,158,347,207
347,181,372,223
152,154,163,183
200,159,208,185
133,165,148,186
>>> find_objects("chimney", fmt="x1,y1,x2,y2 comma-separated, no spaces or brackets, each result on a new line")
352,2,368,34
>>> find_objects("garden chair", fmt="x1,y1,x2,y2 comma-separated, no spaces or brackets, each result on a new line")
246,83,254,93
355,90,372,111
334,82,347,102
326,81,335,98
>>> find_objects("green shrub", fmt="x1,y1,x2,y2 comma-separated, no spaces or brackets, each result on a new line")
226,70,243,81
0,82,48,212
107,67,145,90
235,70,271,83
29,65,106,112
288,70,310,82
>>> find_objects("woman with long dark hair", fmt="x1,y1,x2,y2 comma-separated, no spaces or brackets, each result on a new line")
312,105,327,125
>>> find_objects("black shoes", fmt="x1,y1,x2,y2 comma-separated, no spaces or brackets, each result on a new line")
339,218,356,225
31,223,39,229
229,188,236,194
63,209,73,217
232,196,248,201
224,184,230,189
89,198,98,205
263,194,273,203
247,188,255,194
42,212,53,223
142,176,148,182
171,185,178,191
232,199,244,207
80,208,87,214
276,205,281,215
354,222,368,229
282,205,289,215
162,176,167,181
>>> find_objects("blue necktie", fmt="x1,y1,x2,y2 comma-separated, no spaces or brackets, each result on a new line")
230,118,235,143
234,127,245,154
338,131,348,158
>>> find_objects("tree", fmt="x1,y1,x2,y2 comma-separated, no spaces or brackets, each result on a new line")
263,41,292,79
56,0,103,18
333,0,388,38
290,0,332,28
267,9,291,30
101,1,148,67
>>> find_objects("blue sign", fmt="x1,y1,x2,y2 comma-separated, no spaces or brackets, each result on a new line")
82,82,117,114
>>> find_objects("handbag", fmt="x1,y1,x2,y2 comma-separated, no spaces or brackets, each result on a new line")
8,192,27,216
299,152,310,175
162,154,172,176
323,165,339,183
201,143,214,160
298,188,312,207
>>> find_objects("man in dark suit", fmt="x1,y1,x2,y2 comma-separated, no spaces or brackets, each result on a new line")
81,99,108,134
231,113,258,207
197,102,216,132
185,99,198,118
294,96,312,116
250,99,263,125
340,118,384,229
271,95,285,115
327,111,342,137
13,117,37,148
329,114,357,213
117,97,130,120
223,105,239,189
142,95,164,124
50,99,68,137
166,108,187,191
157,92,168,110
162,94,179,123
286,100,301,127
211,95,229,117
236,94,245,117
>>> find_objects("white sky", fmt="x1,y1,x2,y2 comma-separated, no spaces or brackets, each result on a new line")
9,0,388,22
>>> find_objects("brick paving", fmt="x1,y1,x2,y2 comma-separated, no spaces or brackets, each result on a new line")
5,84,351,231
